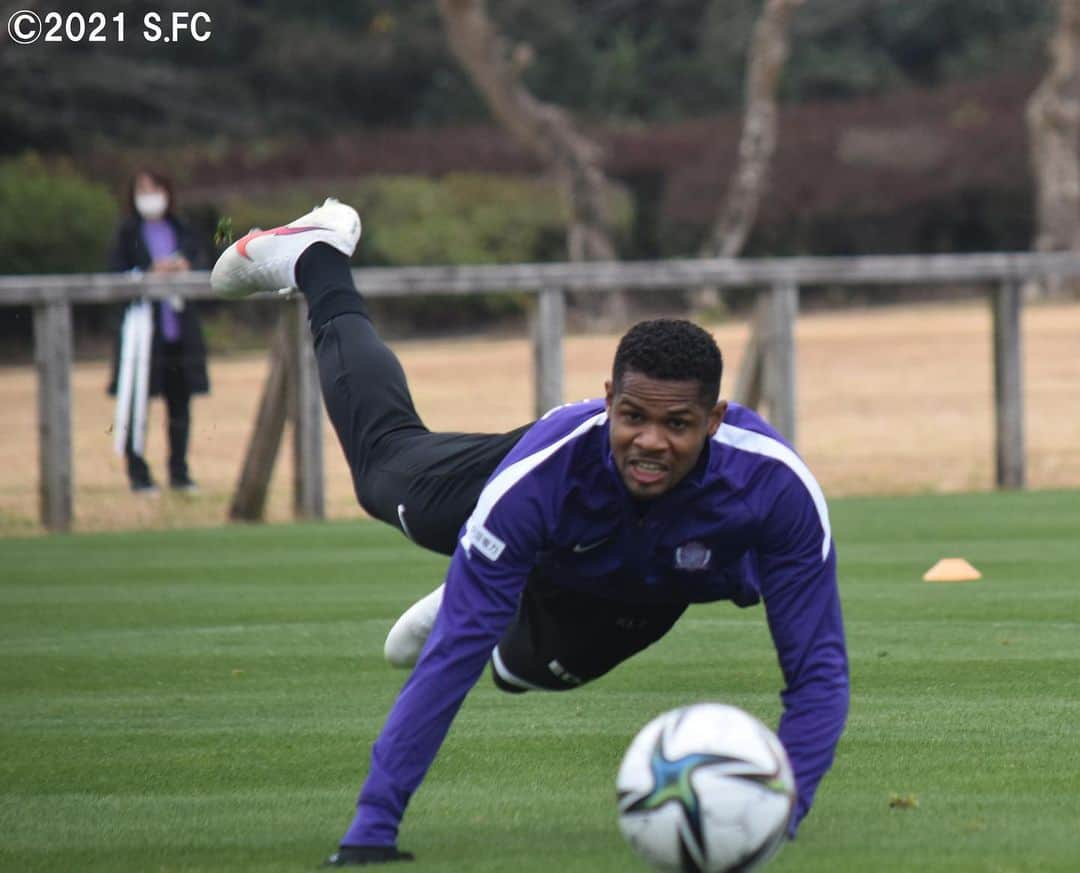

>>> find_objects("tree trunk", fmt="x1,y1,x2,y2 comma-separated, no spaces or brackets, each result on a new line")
436,0,627,325
698,0,803,310
1027,0,1080,297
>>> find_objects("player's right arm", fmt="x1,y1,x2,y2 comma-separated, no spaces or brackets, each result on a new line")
339,483,550,850
338,405,604,854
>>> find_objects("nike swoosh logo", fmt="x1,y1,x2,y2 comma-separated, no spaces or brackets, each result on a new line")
572,537,609,553
235,225,324,260
397,504,415,542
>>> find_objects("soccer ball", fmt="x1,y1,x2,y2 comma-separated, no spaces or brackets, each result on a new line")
616,703,795,873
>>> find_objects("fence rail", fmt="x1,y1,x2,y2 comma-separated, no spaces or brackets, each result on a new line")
5,250,1080,532
5,251,1080,303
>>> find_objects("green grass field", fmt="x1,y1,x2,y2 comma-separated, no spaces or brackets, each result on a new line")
2,491,1078,873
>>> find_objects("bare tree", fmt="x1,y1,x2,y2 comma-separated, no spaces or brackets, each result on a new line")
436,0,627,324
1027,0,1080,296
700,0,804,413
702,0,804,264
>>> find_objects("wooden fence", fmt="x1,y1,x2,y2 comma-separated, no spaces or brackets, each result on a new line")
4,250,1080,532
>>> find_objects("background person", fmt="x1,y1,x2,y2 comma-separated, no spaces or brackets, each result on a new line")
107,168,209,494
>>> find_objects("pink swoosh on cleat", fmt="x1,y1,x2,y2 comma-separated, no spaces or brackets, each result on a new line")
235,225,324,260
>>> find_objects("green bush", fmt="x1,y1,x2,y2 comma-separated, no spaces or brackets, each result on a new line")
215,173,630,332
0,154,118,274
218,173,609,267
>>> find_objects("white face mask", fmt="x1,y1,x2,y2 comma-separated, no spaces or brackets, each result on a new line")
135,191,168,220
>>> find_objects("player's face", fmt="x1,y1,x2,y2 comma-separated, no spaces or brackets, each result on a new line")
605,371,726,500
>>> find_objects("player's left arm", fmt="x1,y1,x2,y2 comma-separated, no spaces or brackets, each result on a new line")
755,472,849,836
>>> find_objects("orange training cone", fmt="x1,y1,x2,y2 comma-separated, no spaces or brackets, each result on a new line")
923,558,982,582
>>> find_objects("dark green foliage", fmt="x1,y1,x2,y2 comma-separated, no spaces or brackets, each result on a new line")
0,0,1052,155
0,154,117,274
780,0,1053,100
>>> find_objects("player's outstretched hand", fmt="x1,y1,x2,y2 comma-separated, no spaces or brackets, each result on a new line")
324,845,415,866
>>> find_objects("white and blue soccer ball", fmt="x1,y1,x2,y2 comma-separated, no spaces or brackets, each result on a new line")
616,703,795,873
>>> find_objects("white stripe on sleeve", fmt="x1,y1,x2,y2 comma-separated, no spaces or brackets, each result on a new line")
714,423,832,560
461,411,608,557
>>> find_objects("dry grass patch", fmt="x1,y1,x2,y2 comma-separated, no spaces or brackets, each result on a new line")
1,299,1078,535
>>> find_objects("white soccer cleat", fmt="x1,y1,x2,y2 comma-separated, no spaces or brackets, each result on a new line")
384,584,445,669
211,198,362,298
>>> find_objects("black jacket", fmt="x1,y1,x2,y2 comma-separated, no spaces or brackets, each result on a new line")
107,213,210,396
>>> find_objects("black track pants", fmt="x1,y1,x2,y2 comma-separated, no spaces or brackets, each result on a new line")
311,312,531,555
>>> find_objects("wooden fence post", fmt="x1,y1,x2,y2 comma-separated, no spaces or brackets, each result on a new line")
228,315,291,521
993,280,1025,488
33,301,73,532
760,281,798,444
292,299,325,519
732,294,766,409
533,287,565,418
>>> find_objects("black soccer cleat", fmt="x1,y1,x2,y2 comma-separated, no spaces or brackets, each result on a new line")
323,845,415,867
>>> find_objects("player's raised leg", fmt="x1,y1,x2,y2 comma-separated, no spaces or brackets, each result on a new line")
212,199,418,520
212,199,530,670
212,199,524,554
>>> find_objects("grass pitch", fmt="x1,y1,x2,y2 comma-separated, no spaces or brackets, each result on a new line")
1,491,1078,872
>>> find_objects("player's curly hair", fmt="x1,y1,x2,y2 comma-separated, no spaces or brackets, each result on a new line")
612,319,722,407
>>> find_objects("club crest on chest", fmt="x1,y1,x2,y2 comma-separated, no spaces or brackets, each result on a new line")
674,541,712,572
